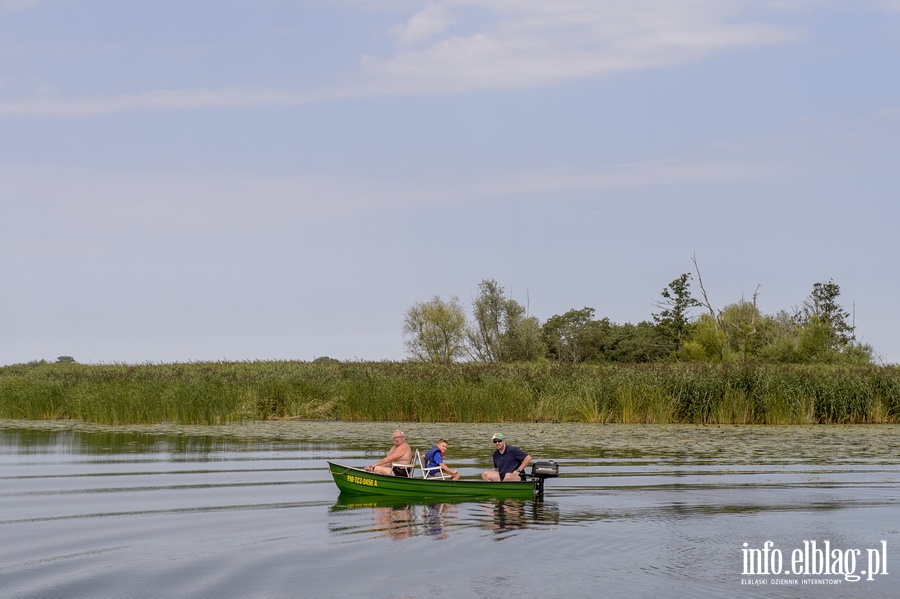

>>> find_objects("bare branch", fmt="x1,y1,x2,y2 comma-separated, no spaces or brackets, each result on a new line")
691,253,718,323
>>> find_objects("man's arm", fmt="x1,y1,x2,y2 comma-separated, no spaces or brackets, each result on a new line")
372,446,403,468
512,447,531,473
518,454,532,472
383,443,412,465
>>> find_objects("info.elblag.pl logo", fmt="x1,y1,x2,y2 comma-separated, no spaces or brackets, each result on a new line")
742,540,889,585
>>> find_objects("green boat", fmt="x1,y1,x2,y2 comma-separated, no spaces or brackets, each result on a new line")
327,461,545,499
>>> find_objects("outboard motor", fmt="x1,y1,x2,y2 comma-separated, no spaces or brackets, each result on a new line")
528,460,559,499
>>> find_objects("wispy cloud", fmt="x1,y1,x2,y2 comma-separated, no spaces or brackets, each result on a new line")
359,0,799,92
0,0,40,12
0,1,802,117
0,87,322,117
871,0,900,12
392,3,455,45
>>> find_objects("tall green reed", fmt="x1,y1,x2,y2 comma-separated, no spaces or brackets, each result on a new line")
1,360,898,425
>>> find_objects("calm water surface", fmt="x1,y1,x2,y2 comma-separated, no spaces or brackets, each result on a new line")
1,420,898,598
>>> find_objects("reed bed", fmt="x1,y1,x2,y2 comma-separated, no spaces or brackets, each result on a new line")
1,361,898,425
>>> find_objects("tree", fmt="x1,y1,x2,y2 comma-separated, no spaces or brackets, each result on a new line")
604,321,670,362
670,267,875,364
467,279,542,362
403,296,468,364
542,308,624,363
468,280,505,362
542,307,598,363
798,280,855,347
503,311,544,362
312,356,341,363
757,310,804,363
718,299,768,360
689,254,728,359
542,310,669,363
682,314,728,361
652,273,701,355
789,280,875,363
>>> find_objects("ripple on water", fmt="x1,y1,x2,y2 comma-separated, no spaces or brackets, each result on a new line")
1,421,899,599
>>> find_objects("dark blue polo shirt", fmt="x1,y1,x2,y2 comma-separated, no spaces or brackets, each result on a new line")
492,444,528,479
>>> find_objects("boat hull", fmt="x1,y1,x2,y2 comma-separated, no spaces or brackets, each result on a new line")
327,461,537,499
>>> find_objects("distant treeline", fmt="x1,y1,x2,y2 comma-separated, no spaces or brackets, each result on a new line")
2,361,898,425
403,275,878,366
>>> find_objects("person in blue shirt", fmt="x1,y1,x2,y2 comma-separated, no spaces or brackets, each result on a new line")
423,439,460,480
481,433,531,482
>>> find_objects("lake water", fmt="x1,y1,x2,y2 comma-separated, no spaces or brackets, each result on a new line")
1,420,898,598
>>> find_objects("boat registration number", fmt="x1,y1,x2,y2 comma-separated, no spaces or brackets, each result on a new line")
347,474,378,487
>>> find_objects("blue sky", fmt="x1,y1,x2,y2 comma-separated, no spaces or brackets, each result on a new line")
2,0,898,365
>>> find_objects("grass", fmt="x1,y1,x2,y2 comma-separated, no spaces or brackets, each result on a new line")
1,361,898,425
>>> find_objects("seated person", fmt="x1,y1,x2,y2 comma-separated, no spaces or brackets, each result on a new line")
423,439,460,480
364,430,413,476
481,433,531,482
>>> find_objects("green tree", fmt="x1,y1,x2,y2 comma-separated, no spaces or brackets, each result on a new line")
604,321,670,362
795,317,874,364
718,299,769,360
504,312,544,361
403,296,468,364
542,307,598,363
543,310,669,363
653,273,701,355
798,280,855,347
467,279,542,362
792,280,874,363
468,280,505,362
757,310,804,363
676,272,875,365
682,314,728,361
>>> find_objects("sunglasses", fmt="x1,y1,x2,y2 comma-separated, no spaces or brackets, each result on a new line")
492,439,504,444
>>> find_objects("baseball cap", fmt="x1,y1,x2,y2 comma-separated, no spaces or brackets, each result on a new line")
491,433,505,441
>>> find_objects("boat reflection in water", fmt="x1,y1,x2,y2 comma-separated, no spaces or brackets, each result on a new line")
481,499,529,537
330,495,559,541
330,495,459,541
371,503,417,541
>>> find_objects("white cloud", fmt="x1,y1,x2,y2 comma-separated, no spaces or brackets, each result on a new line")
393,3,455,45
362,0,800,92
0,1,803,116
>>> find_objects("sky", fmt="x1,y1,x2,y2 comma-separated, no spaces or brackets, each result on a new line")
1,0,899,366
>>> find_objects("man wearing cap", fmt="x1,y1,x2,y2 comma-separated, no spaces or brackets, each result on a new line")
481,433,531,482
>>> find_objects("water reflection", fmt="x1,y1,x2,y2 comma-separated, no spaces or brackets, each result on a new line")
330,495,560,541
331,496,457,540
420,501,457,540
371,504,416,540
0,426,311,456
479,499,561,539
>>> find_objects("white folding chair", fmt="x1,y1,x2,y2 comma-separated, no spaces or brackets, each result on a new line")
392,449,418,478
418,449,448,479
